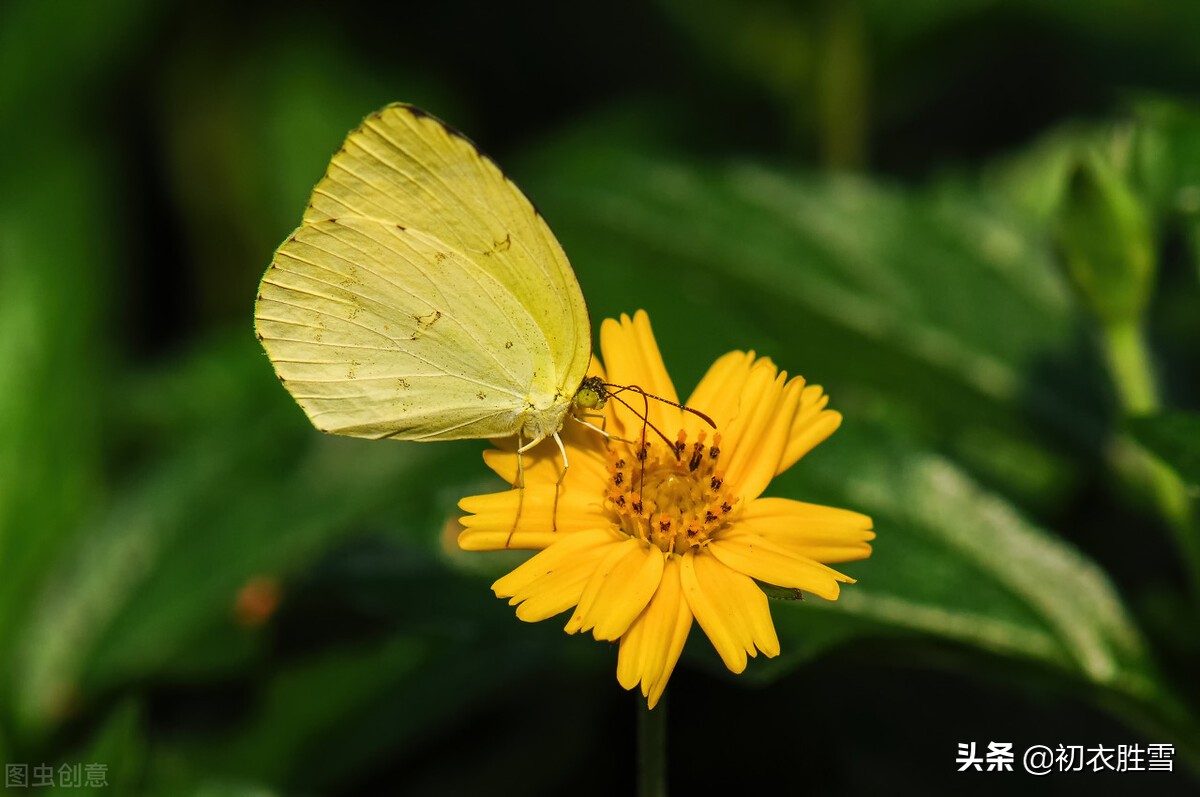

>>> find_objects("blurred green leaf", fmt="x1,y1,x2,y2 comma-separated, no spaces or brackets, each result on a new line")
154,27,453,325
1133,99,1200,284
0,0,161,127
760,421,1156,697
0,129,112,741
513,126,1193,745
1130,412,1200,489
46,700,144,797
142,544,612,794
1133,100,1200,222
11,334,479,736
983,123,1094,225
520,134,1103,507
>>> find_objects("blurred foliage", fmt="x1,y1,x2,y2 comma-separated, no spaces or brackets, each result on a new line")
2,0,1199,793
1131,413,1200,490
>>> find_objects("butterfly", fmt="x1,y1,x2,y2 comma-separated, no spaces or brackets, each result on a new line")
254,104,609,483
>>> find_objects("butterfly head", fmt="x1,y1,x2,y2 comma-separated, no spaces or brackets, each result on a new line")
573,376,608,412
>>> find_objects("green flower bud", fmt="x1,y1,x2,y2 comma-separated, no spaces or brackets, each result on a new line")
1055,150,1156,325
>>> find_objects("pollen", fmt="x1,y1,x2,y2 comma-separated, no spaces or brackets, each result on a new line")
606,432,739,554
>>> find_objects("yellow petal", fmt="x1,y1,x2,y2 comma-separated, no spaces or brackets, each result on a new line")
480,436,611,488
492,528,624,599
776,385,842,475
458,486,597,523
708,360,782,491
617,556,693,709
565,538,665,641
457,487,606,551
736,497,874,564
512,552,604,623
681,351,756,439
724,371,804,502
680,550,780,673
599,311,682,437
708,528,854,600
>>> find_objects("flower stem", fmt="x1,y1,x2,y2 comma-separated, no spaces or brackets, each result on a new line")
638,695,667,797
1101,320,1158,414
817,0,868,171
1102,320,1200,602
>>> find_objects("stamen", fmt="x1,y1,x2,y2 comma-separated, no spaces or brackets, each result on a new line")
604,426,740,554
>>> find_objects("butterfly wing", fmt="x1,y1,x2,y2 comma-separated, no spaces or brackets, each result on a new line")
254,105,592,441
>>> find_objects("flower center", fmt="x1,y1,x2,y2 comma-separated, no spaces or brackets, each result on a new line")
605,429,739,555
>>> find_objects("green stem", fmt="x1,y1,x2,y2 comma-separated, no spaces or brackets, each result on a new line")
1101,320,1158,414
816,0,868,171
1102,320,1200,601
638,695,667,797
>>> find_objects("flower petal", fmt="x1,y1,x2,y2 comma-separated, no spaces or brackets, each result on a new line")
723,370,805,502
776,384,842,475
457,486,606,550
565,538,665,641
480,431,612,488
617,556,692,709
737,496,874,563
708,528,855,600
599,311,683,438
681,350,756,439
492,528,624,604
681,550,780,673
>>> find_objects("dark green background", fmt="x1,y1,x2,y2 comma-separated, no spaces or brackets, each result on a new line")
3,0,1200,794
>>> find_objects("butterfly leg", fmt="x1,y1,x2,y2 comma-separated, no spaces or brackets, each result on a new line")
506,431,527,547
549,430,571,533
572,411,634,444
508,431,548,547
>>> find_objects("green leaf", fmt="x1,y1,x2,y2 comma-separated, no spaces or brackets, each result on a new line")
506,131,1176,724
774,422,1151,686
0,0,162,126
0,125,113,738
45,700,144,797
520,134,1103,507
1132,99,1200,286
140,545,612,795
1129,412,1200,489
9,334,482,736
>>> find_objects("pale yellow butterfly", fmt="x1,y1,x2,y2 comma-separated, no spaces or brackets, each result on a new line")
254,104,610,496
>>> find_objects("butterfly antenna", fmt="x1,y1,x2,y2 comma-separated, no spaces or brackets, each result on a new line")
604,390,679,456
637,388,650,499
604,383,716,429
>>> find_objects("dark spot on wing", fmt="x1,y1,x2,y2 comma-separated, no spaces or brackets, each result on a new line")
504,341,513,349
477,391,486,400
409,310,443,340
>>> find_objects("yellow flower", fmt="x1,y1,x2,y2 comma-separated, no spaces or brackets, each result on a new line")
458,311,873,707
